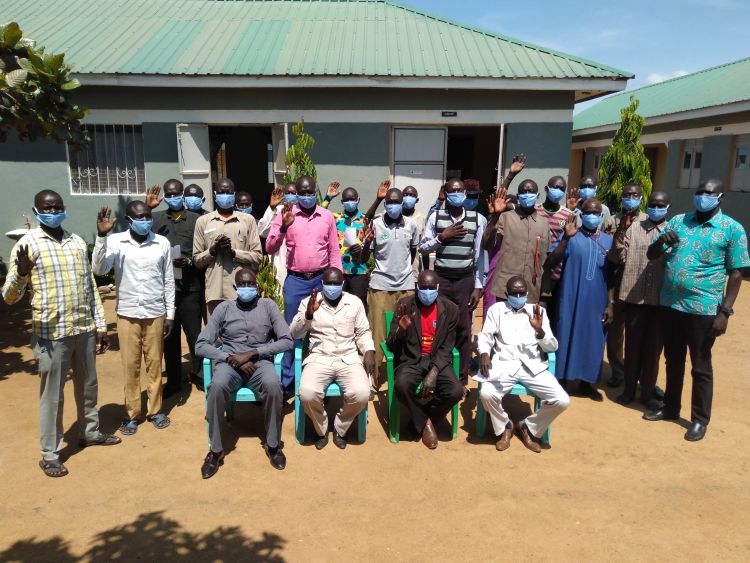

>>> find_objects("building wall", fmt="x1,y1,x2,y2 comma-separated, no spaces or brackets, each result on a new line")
504,122,573,192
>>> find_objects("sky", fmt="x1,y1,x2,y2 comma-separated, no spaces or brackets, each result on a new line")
400,0,750,112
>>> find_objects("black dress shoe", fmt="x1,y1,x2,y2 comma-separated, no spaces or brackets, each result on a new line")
685,422,707,442
332,431,347,450
266,446,286,470
314,433,329,450
615,391,634,405
653,386,665,401
201,450,224,479
642,408,678,422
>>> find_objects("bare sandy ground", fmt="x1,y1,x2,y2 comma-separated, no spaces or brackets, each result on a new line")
1,285,749,562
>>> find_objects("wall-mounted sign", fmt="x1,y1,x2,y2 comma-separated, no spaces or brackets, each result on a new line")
442,111,458,117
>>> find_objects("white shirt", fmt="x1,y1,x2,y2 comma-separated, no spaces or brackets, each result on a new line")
477,301,557,378
92,231,175,320
258,205,287,287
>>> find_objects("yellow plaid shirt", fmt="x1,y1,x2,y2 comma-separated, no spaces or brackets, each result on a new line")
2,228,106,340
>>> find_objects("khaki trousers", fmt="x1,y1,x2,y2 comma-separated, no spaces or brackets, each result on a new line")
367,288,413,389
117,315,165,420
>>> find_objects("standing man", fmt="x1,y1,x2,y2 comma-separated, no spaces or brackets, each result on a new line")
196,268,293,476
292,268,374,448
266,175,342,392
235,191,254,215
387,270,463,449
568,176,615,232
332,187,369,309
608,189,669,407
644,179,749,441
193,177,262,316
258,183,296,288
361,187,420,392
419,178,485,389
184,184,208,215
402,185,425,280
3,190,121,478
151,179,203,397
93,201,175,434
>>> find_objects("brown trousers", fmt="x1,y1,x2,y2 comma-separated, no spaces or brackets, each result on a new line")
117,315,165,420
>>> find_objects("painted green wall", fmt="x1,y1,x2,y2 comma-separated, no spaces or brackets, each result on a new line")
143,122,181,184
504,122,573,193
700,135,732,183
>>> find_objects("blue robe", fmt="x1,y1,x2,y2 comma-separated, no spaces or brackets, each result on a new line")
553,230,612,384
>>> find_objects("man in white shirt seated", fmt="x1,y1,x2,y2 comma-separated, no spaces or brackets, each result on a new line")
291,267,375,450
477,275,569,453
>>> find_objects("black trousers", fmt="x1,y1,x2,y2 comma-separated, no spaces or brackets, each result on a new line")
164,290,203,389
623,303,663,402
436,273,475,384
394,356,463,434
606,299,626,377
662,307,716,426
343,273,369,315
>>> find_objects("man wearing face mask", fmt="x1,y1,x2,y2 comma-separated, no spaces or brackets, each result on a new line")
402,185,426,280
93,201,175,434
419,178,485,389
330,187,369,310
291,268,374,449
608,190,670,408
477,276,568,453
196,268,293,476
3,190,121,478
193,178,262,317
235,191,254,215
387,270,463,449
484,179,550,306
184,184,208,215
547,199,615,401
266,176,342,392
644,179,749,442
569,176,615,232
258,184,296,288
360,188,420,392
151,179,202,397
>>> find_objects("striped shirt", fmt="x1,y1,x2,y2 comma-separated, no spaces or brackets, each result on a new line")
2,228,106,340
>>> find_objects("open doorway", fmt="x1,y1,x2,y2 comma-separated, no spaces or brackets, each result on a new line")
446,126,501,214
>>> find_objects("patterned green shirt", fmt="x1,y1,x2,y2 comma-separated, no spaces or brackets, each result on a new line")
334,210,369,275
660,210,750,315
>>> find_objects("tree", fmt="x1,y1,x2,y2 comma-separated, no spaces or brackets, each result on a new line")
597,96,652,211
0,21,88,150
256,256,283,312
283,118,317,184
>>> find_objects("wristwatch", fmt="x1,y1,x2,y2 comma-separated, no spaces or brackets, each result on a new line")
719,306,734,316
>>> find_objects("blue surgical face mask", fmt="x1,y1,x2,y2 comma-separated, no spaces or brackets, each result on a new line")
237,205,253,214
417,287,438,306
385,203,403,219
463,197,479,211
283,193,298,205
215,193,236,210
507,294,528,311
298,194,317,209
164,195,184,211
446,192,466,207
184,195,204,211
581,213,603,230
402,195,417,209
343,200,359,213
322,283,343,301
621,196,642,212
236,286,258,303
518,193,538,209
546,187,565,203
693,194,721,213
579,187,596,201
129,218,153,236
646,206,669,222
34,208,66,228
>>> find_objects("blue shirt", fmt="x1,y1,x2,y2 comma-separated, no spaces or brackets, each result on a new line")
660,210,750,315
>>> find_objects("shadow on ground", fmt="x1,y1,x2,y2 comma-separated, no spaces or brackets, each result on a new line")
0,511,286,562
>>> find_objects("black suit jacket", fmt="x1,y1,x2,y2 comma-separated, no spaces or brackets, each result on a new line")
386,296,458,373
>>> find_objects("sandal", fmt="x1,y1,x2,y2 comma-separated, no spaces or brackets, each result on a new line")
39,459,68,478
149,414,170,430
119,419,139,435
78,433,122,448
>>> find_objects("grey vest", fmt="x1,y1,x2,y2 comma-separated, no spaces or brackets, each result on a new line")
434,210,478,276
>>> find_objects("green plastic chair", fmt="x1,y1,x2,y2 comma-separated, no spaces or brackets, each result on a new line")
380,311,460,444
474,353,556,445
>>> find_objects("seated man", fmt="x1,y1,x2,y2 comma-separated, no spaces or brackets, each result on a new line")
195,268,293,477
478,276,569,453
388,270,463,449
291,267,374,449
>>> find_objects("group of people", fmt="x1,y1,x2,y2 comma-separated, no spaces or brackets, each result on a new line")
3,153,748,479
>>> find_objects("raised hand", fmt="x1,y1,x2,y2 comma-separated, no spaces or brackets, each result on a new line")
306,289,322,319
396,302,414,333
563,213,578,239
145,184,163,209
509,154,527,175
486,187,498,215
15,244,36,276
281,202,295,228
376,179,391,200
326,181,341,199
492,187,511,215
96,206,116,236
269,186,283,208
566,187,580,211
527,304,544,333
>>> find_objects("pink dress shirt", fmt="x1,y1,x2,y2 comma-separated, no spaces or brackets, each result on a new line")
266,205,342,273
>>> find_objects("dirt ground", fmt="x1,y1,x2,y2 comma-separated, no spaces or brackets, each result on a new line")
1,285,749,562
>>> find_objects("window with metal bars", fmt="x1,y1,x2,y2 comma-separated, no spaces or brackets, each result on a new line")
67,124,146,195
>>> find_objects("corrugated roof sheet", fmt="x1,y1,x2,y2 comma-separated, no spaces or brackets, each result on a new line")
4,0,631,80
574,57,750,131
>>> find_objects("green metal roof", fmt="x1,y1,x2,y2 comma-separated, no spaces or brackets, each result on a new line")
4,0,631,80
574,57,750,130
